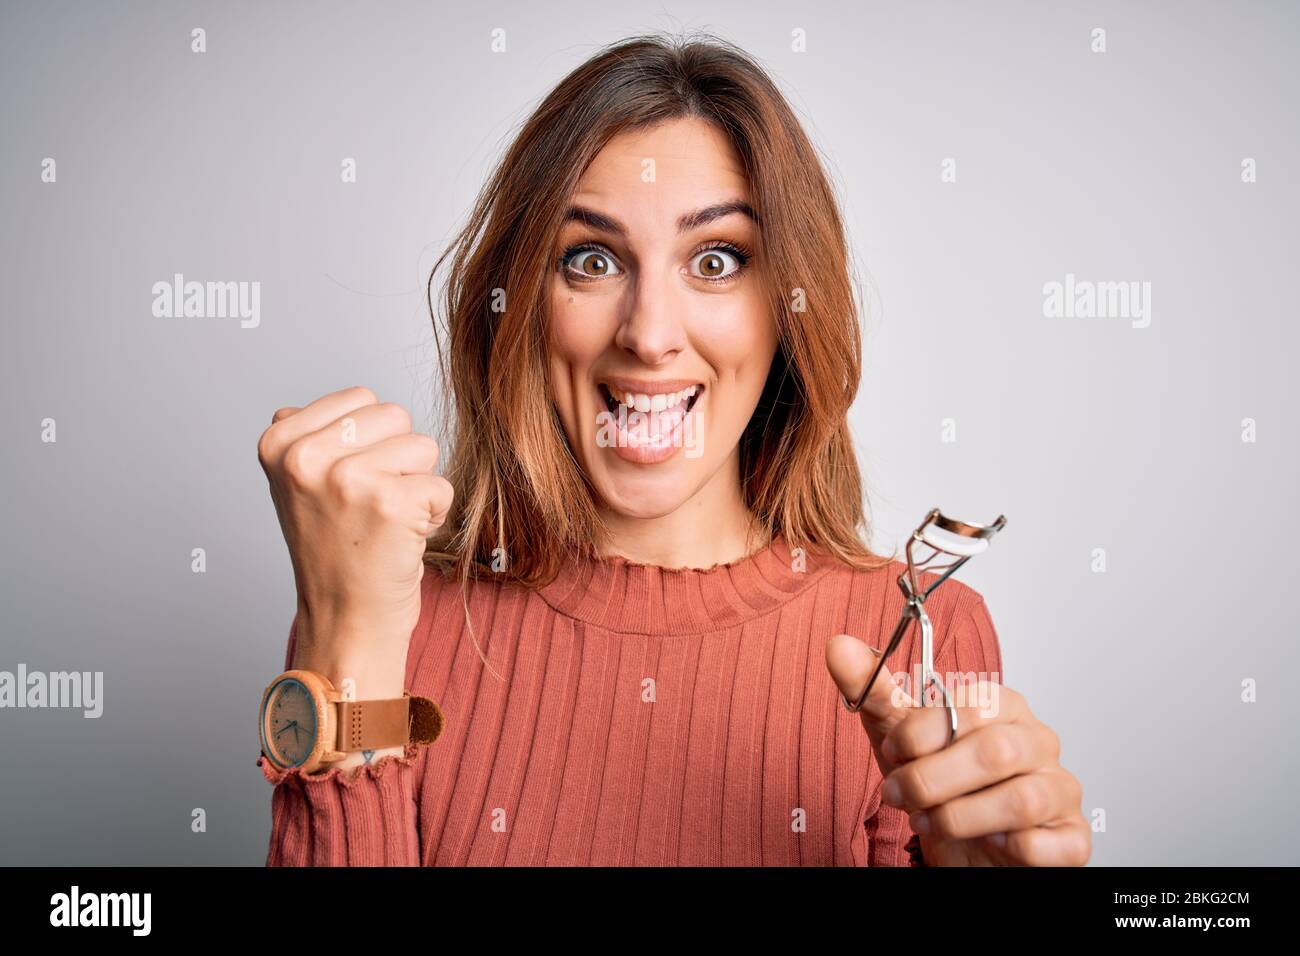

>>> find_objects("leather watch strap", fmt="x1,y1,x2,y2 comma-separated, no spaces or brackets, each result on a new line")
335,693,444,751
407,693,445,745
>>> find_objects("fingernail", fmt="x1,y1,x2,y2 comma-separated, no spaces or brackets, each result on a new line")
988,832,1006,847
882,778,902,807
910,811,930,834
882,736,898,762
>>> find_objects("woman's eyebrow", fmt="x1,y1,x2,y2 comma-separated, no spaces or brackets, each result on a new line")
677,200,760,233
561,200,759,236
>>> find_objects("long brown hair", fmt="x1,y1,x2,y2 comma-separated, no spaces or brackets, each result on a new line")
424,31,891,596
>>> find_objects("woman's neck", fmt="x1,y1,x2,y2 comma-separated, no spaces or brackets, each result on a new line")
595,449,768,569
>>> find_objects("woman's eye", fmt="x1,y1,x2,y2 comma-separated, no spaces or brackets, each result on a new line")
690,248,743,281
565,249,621,278
560,244,749,282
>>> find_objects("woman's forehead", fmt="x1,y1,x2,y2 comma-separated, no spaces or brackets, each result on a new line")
575,117,748,198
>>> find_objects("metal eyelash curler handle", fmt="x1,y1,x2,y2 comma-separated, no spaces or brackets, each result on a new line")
841,508,1007,748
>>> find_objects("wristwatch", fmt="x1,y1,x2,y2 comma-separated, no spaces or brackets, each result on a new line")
259,669,444,774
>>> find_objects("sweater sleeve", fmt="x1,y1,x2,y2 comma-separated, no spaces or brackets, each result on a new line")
862,586,1004,866
256,618,424,866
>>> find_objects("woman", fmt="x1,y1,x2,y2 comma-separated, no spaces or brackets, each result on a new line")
255,33,1089,866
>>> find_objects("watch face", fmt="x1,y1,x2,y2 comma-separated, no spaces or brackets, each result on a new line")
261,677,319,769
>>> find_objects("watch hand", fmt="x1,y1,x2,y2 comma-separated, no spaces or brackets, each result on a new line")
275,720,299,738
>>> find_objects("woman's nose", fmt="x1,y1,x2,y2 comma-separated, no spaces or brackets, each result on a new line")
613,268,688,365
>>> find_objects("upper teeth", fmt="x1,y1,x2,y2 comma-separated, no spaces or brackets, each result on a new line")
610,385,698,412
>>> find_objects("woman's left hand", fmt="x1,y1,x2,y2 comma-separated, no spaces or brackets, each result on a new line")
827,635,1091,866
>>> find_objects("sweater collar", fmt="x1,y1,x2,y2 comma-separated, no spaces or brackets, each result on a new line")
534,533,834,635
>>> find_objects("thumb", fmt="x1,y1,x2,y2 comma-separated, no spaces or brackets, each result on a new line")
826,634,917,774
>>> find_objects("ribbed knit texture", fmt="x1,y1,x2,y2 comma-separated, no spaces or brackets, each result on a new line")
257,534,1003,866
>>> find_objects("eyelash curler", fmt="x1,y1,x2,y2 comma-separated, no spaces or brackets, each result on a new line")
841,508,1007,746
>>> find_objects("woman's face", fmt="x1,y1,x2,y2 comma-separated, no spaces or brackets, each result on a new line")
547,116,779,521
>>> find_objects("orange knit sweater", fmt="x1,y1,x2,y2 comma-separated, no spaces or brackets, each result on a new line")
257,534,1003,866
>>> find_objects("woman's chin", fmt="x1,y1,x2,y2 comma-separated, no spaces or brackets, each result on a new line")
590,466,699,521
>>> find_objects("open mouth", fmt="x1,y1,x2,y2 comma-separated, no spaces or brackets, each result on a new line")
597,382,704,417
